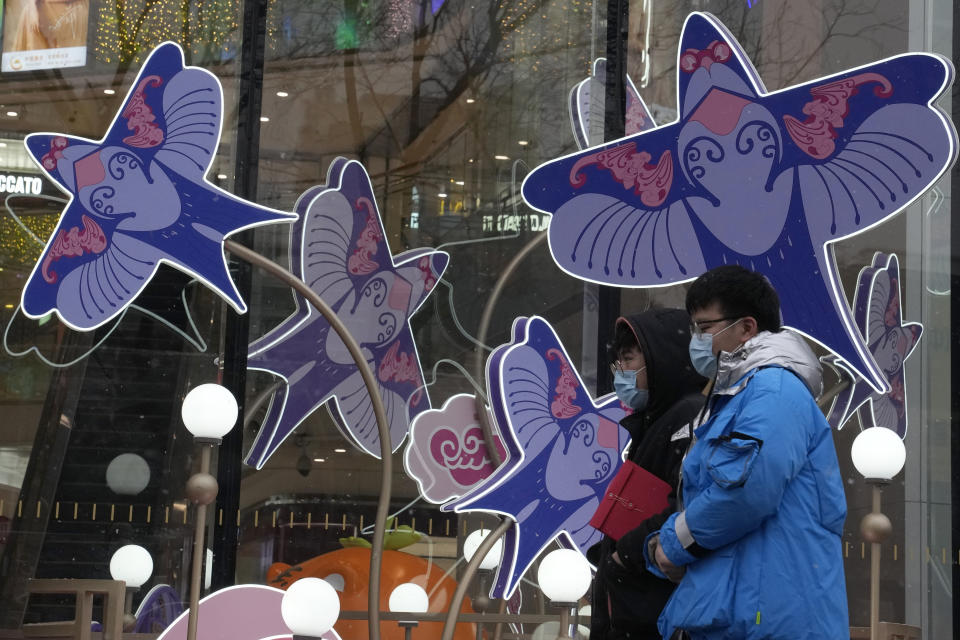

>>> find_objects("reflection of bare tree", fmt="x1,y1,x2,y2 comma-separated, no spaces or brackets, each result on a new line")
250,0,914,370
244,1,598,377
631,0,907,120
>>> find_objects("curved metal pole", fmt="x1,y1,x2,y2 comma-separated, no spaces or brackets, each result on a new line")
225,240,390,640
492,593,507,640
817,378,852,411
243,380,281,429
473,231,548,466
440,518,512,640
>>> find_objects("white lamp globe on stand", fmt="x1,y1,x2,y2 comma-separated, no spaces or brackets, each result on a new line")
180,383,238,640
388,583,429,640
181,383,239,442
463,528,503,612
537,549,592,640
281,578,341,639
109,545,153,631
463,528,503,640
851,426,906,640
851,426,906,482
463,529,503,571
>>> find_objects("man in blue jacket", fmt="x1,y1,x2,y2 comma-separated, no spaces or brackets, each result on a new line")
645,265,849,640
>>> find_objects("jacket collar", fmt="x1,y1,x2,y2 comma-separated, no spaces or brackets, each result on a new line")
713,330,823,399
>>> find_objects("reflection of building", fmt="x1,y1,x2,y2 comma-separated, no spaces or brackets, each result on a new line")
0,1,955,637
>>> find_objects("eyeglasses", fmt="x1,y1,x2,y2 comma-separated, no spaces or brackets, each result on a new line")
610,361,646,375
689,316,740,338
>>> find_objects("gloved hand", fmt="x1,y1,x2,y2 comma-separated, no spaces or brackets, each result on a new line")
648,534,686,583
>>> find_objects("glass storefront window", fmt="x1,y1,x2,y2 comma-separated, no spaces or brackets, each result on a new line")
0,0,956,638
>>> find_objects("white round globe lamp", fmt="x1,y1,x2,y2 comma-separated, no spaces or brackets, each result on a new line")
388,583,429,613
281,578,341,639
109,544,153,588
530,621,590,640
537,549,592,640
537,549,591,604
388,582,428,640
464,529,502,616
463,529,503,571
110,544,153,631
851,427,906,482
180,383,238,441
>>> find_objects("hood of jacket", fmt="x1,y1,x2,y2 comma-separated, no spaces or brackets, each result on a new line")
617,308,708,425
714,329,823,398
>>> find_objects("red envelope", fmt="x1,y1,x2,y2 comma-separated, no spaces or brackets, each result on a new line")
590,460,672,540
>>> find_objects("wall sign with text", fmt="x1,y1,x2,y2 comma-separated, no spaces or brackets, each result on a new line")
1,0,90,72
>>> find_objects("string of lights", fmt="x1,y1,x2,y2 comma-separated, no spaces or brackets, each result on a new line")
93,0,243,64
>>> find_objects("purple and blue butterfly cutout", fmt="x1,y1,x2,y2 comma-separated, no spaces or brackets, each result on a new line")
13,41,448,464
246,158,448,464
823,253,922,438
522,11,955,395
404,317,629,599
19,42,296,332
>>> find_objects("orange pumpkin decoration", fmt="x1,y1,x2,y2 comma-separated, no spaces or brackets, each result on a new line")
268,547,479,640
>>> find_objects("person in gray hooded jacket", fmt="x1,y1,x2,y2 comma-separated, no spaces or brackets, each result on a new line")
645,265,849,640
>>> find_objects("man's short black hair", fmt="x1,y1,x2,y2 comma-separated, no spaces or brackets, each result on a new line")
685,265,782,333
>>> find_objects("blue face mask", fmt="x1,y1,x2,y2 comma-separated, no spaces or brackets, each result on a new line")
688,334,717,378
613,368,649,410
688,318,743,378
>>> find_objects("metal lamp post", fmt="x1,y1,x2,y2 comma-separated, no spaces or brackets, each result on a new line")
180,383,238,640
463,528,504,640
851,427,906,640
536,549,592,640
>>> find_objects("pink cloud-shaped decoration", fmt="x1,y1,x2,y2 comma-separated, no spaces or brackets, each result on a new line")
403,393,507,504
156,584,341,640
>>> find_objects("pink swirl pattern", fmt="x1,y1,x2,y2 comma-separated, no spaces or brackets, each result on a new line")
679,40,732,73
884,278,900,327
418,256,437,291
41,136,68,171
625,100,649,135
378,341,423,405
570,144,673,207
546,347,581,419
41,215,108,284
430,426,505,486
347,197,382,275
122,76,165,148
783,73,892,159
